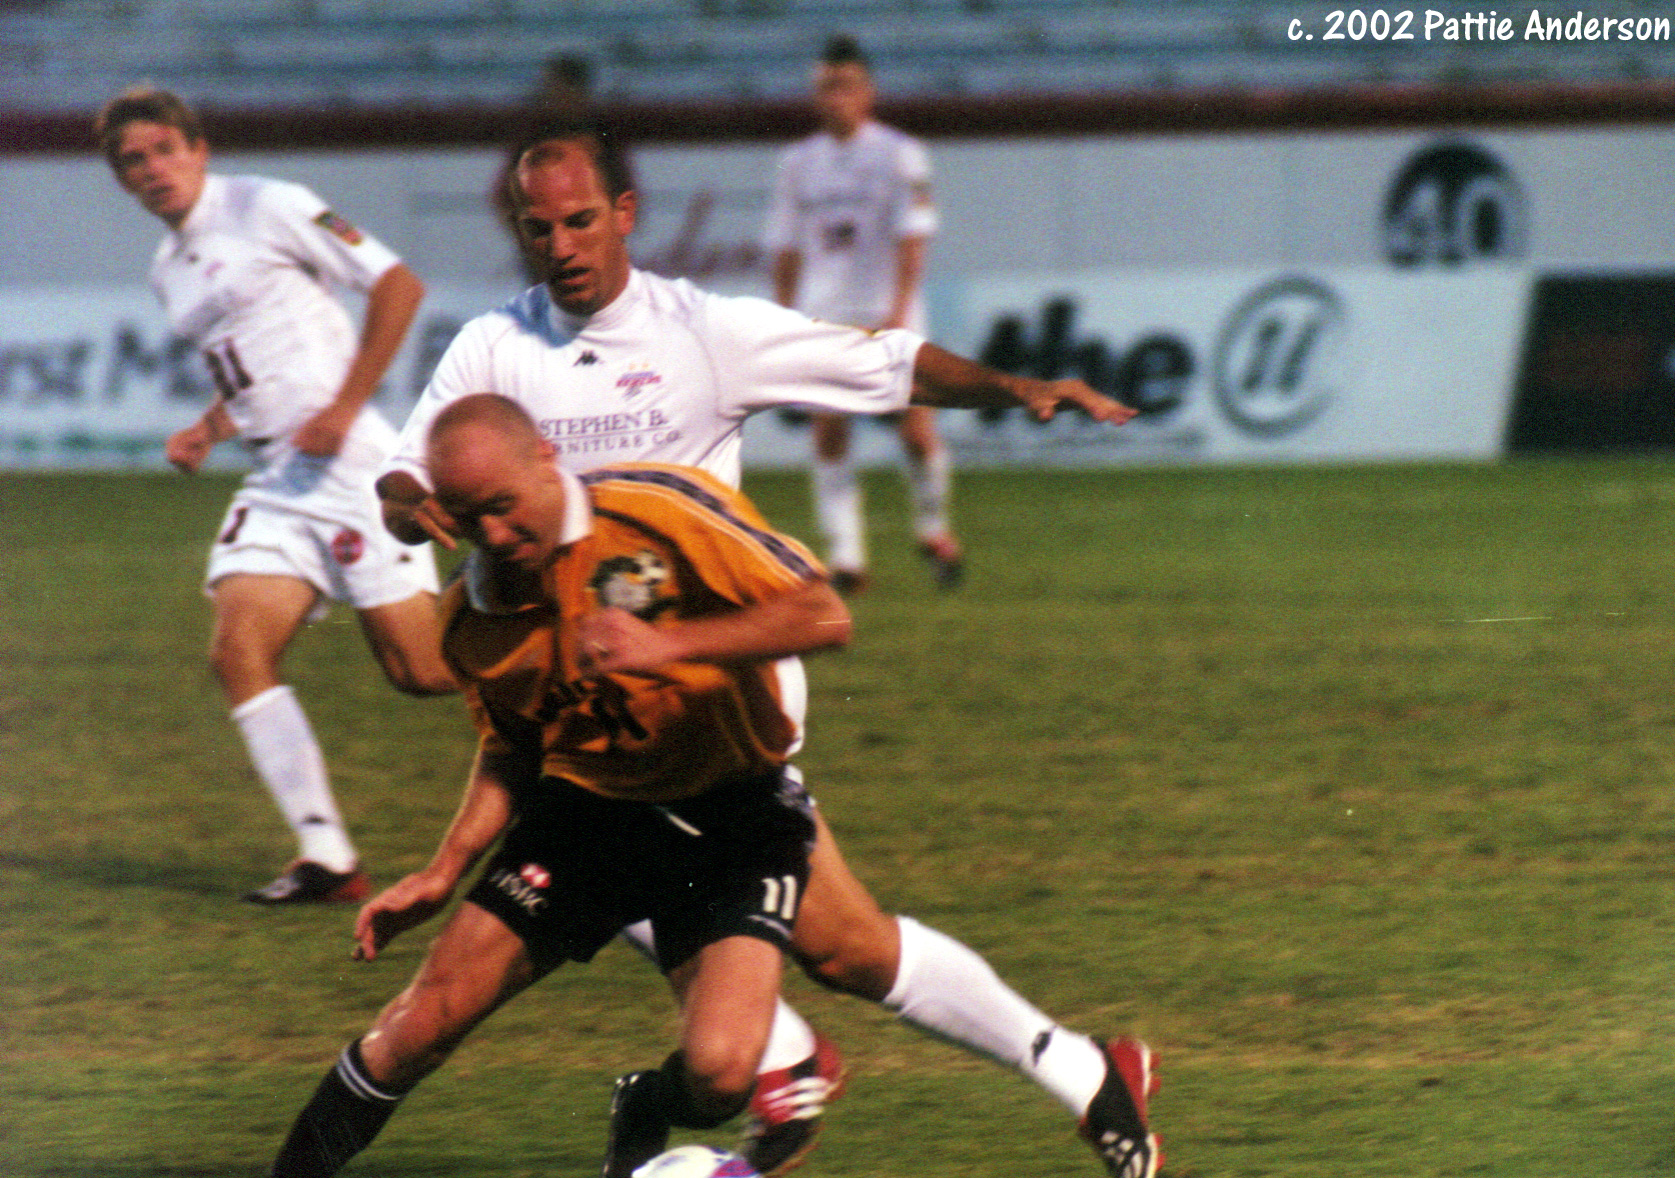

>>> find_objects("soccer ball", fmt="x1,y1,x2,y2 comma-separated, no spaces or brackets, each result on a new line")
630,1144,760,1178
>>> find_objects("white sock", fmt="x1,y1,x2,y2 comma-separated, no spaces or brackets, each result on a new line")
758,995,819,1072
619,919,816,1072
884,915,1107,1116
812,455,867,572
231,685,356,873
906,446,953,542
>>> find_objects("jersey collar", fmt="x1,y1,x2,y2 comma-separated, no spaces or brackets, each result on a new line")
507,269,642,347
172,172,225,242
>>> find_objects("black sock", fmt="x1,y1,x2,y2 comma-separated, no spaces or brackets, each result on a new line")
270,1040,409,1178
657,1050,751,1131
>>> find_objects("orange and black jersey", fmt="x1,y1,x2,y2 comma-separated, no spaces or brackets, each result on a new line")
440,463,826,804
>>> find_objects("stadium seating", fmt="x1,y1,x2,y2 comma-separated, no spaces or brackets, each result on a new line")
3,0,1672,115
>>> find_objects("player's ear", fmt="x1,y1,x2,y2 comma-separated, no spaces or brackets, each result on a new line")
613,189,638,234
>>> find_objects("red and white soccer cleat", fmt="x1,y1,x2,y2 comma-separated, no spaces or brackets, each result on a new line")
1078,1037,1161,1178
740,1033,847,1176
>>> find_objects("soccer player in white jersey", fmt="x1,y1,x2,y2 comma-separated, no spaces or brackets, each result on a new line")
763,34,961,594
96,86,456,906
372,119,1158,1178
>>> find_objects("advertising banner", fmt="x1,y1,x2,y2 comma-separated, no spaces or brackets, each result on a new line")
0,269,1533,471
747,267,1536,468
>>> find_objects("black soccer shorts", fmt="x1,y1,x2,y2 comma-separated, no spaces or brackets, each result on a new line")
466,767,817,974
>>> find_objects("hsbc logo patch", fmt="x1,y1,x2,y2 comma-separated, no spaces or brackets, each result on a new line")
491,864,551,914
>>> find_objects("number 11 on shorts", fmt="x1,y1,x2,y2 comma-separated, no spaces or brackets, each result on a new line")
762,875,798,922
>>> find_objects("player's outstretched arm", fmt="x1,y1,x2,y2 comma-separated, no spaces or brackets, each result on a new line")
908,341,1138,425
353,746,520,961
577,580,851,677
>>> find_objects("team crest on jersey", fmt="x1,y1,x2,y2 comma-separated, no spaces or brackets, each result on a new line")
313,210,364,245
616,370,663,396
589,550,673,618
330,527,365,566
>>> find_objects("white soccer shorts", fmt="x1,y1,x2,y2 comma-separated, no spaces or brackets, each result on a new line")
204,444,439,618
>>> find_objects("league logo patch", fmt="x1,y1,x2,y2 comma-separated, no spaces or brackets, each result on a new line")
313,210,364,245
330,527,365,566
588,550,672,618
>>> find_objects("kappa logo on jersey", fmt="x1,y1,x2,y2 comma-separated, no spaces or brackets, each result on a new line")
313,210,364,246
330,527,365,566
616,370,663,396
575,351,600,366
589,550,673,618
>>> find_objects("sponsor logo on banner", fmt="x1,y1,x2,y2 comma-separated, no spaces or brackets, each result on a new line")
1211,275,1345,438
1383,140,1528,268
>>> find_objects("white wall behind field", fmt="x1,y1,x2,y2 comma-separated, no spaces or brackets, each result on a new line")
4,121,1672,470
10,123,1675,289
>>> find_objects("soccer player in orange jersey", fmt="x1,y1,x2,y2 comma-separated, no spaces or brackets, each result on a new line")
273,396,1159,1178
270,394,851,1178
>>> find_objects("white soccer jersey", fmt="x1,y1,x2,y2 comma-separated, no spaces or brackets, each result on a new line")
382,266,923,494
762,119,940,331
149,172,402,445
150,172,436,607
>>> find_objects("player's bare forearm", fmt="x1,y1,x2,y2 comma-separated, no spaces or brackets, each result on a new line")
772,249,802,308
377,469,459,548
353,747,521,960
886,236,927,329
297,264,425,456
578,580,851,675
908,342,1137,425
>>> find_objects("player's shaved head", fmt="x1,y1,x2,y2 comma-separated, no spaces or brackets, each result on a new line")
508,118,634,208
428,395,568,570
427,393,547,469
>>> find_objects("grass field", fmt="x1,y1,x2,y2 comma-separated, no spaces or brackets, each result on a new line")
5,458,1675,1178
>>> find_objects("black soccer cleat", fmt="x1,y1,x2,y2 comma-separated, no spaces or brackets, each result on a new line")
917,535,965,590
601,1070,671,1178
1078,1037,1161,1178
828,568,871,597
243,860,370,905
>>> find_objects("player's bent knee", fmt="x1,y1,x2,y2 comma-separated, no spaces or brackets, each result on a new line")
802,951,896,1001
384,662,457,697
684,1048,758,1107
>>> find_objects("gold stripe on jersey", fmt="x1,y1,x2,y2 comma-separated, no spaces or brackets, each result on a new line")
442,462,826,804
580,463,822,598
